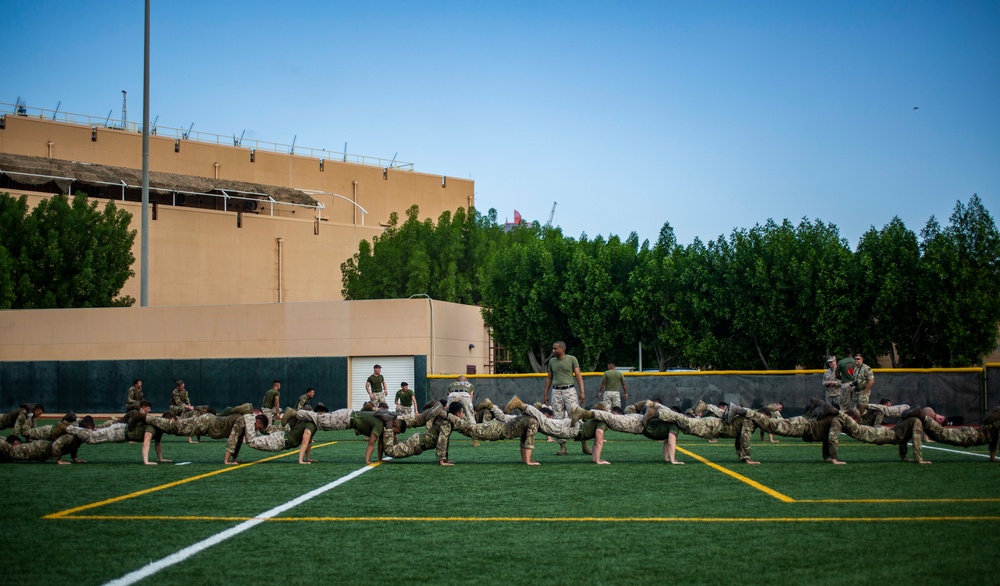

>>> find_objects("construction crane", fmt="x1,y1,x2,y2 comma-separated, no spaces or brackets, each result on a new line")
182,123,194,139
547,201,557,226
234,129,245,147
149,114,159,135
51,100,61,120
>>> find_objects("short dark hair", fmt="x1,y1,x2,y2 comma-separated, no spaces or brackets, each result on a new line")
611,406,624,415
133,378,141,385
5,434,19,444
396,419,407,434
448,402,465,416
273,379,281,384
400,382,409,387
139,400,152,409
256,414,270,427
306,387,315,393
162,411,175,419
373,364,381,369
540,407,555,417
315,404,329,413
880,398,891,405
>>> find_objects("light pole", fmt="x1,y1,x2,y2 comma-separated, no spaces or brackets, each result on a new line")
409,294,434,374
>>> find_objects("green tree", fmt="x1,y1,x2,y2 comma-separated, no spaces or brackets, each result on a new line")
855,217,921,366
915,195,1000,366
0,192,135,309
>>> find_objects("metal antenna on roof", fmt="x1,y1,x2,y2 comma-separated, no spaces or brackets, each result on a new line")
389,152,398,168
343,142,348,162
51,101,61,120
182,123,193,140
234,129,245,147
104,110,113,127
290,135,297,155
150,114,159,135
121,90,127,129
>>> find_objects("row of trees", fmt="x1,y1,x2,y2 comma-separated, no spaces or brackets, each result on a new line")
0,192,136,309
342,196,1000,372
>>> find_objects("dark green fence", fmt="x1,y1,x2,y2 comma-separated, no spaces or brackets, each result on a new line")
429,369,992,424
1,357,348,414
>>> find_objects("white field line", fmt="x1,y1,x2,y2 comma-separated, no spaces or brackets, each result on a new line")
915,442,990,458
839,434,991,459
103,464,376,586
174,462,191,466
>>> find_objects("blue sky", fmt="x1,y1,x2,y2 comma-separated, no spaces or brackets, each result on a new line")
5,1,999,247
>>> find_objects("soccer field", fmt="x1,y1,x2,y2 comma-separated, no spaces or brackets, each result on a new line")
2,431,998,586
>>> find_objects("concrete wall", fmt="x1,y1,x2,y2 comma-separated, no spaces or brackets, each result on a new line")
0,116,475,304
0,298,490,375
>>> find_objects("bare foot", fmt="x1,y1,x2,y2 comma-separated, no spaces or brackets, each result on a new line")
830,459,847,465
309,459,318,463
917,460,932,465
56,460,71,465
596,460,611,465
525,460,541,466
145,462,157,466
669,460,685,465
438,460,455,466
708,439,718,443
159,459,172,463
546,437,556,442
188,438,198,444
72,459,88,463
743,459,761,465
298,460,311,465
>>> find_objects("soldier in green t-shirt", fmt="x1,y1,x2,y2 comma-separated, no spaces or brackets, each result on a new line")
395,382,417,416
598,362,628,410
294,388,316,411
261,380,282,422
351,410,405,464
366,365,387,408
543,341,585,456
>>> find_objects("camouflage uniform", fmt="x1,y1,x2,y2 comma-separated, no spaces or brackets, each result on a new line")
703,404,725,418
67,423,128,444
124,385,144,412
922,416,999,453
846,363,874,413
0,408,26,431
524,404,580,439
591,411,646,435
485,405,516,424
296,408,352,431
241,414,315,452
382,417,453,461
861,402,910,426
743,409,839,460
170,387,193,416
294,394,314,411
447,413,538,450
654,409,752,461
446,380,476,427
0,434,77,462
823,365,840,403
838,413,923,461
22,424,54,442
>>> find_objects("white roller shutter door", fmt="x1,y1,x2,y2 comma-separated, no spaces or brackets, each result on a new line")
350,356,415,411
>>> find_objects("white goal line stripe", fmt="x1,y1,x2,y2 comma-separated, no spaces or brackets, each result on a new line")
104,464,376,586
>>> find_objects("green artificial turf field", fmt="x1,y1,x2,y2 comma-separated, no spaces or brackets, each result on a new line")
2,429,997,585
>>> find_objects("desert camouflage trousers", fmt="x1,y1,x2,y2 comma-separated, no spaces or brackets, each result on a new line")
383,419,453,460
67,423,127,444
449,414,538,449
591,411,645,435
524,405,579,439
295,409,352,431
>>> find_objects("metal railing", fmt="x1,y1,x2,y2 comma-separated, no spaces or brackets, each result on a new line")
2,102,414,171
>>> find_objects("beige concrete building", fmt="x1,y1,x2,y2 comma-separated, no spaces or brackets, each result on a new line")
0,108,491,411
0,113,474,306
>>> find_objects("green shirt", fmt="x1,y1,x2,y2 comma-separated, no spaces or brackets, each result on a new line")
548,355,580,387
350,411,385,438
262,389,280,409
601,369,624,392
395,389,414,407
643,420,679,441
835,357,855,383
576,419,607,441
367,374,386,393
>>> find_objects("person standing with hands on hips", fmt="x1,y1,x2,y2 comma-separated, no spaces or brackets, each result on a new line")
366,365,387,408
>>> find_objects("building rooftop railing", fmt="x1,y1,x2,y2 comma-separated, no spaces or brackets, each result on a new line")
2,102,414,171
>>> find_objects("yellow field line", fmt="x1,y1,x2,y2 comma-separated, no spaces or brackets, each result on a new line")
796,498,1000,503
50,515,1000,523
676,446,796,503
44,441,339,519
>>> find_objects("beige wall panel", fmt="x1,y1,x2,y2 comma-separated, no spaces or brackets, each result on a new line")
1,116,474,306
0,300,490,369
